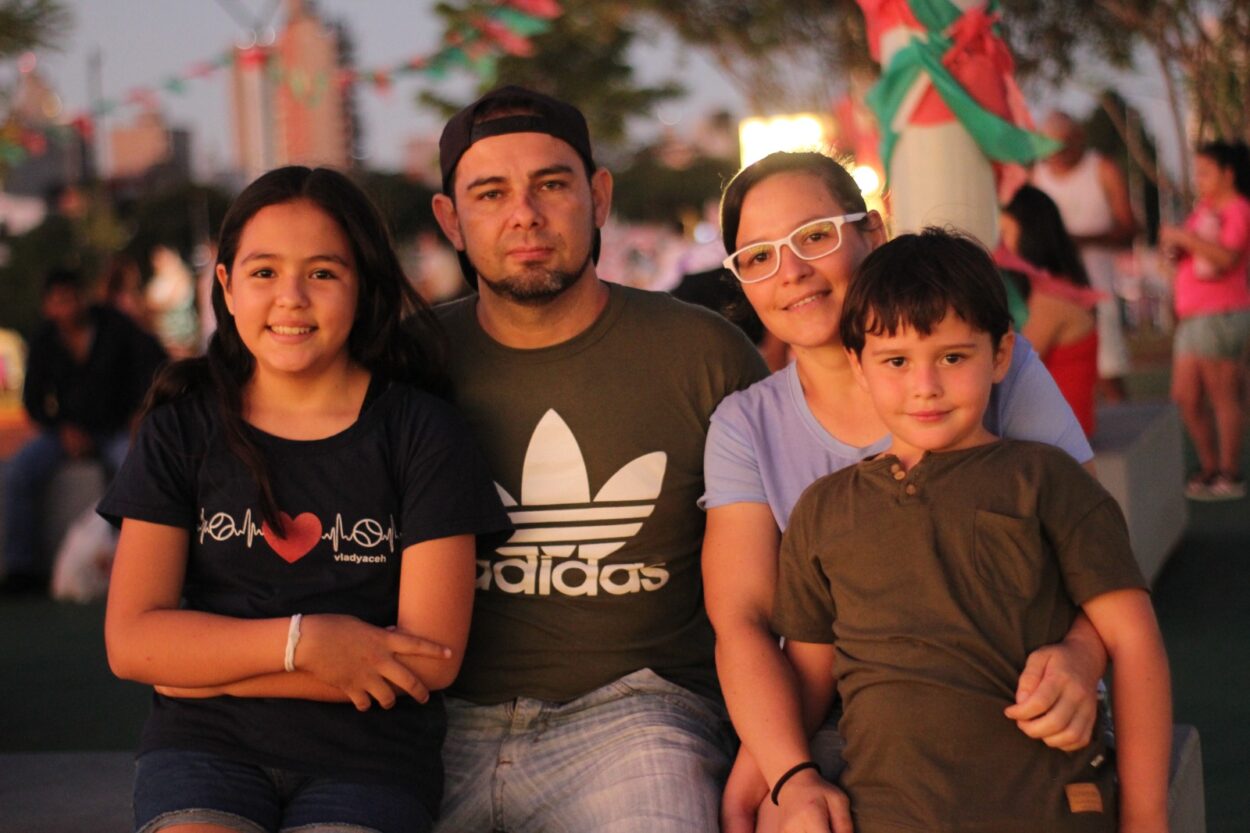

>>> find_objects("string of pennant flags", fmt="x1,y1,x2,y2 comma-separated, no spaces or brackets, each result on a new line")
0,0,561,169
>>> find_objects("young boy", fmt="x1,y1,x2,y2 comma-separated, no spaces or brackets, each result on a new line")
770,229,1171,833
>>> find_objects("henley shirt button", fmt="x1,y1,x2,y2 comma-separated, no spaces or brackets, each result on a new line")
893,470,906,481
890,463,902,474
904,484,917,495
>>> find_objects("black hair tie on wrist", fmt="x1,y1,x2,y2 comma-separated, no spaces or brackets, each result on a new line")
770,760,821,805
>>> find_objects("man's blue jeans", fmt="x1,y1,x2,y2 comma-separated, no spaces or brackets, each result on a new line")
1,428,129,575
435,668,735,833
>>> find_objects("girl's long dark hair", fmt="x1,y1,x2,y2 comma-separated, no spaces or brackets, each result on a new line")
140,166,449,532
1001,185,1091,288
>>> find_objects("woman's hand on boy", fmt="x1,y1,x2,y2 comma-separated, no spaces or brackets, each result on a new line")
1004,638,1102,751
775,769,853,833
298,614,451,711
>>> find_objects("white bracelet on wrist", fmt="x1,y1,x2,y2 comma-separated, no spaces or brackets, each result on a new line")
284,613,303,672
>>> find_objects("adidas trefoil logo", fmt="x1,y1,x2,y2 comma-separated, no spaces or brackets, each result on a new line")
481,409,669,597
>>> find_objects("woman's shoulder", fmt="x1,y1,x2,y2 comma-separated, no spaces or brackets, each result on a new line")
712,363,795,425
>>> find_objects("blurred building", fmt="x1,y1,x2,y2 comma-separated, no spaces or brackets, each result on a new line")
230,0,357,181
107,109,191,182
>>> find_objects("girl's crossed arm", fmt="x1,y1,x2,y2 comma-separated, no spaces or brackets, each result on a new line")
106,519,468,710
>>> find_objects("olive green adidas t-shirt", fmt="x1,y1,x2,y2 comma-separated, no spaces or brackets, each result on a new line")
439,283,768,704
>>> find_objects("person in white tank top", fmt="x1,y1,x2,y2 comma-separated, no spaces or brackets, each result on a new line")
1034,111,1138,402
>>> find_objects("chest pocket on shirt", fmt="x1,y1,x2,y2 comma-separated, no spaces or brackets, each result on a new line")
973,510,1045,599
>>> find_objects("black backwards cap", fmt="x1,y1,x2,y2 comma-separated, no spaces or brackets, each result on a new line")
439,85,596,196
437,85,600,288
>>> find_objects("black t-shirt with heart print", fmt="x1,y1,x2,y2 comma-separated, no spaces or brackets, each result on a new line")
99,381,509,812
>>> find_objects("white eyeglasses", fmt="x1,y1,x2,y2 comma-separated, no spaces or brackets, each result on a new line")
723,213,867,284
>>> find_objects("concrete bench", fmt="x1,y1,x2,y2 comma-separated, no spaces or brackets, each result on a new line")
1170,723,1206,833
1090,401,1189,583
0,725,1206,833
0,751,131,833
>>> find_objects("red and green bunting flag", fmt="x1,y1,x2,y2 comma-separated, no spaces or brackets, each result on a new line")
1,0,560,168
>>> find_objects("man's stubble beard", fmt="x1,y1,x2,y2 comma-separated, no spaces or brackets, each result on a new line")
474,256,590,305
467,217,598,306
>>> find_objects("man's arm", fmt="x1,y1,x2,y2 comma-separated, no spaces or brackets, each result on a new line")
20,332,56,427
1071,156,1136,249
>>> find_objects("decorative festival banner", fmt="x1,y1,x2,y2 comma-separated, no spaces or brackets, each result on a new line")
0,0,561,170
856,0,1059,245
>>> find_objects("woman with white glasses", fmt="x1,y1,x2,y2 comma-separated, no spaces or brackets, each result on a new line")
702,152,1109,833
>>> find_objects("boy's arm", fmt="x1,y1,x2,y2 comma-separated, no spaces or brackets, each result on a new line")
774,640,853,833
1082,588,1172,833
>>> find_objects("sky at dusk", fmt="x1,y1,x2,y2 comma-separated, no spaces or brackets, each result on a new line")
23,1,1186,181
28,0,743,177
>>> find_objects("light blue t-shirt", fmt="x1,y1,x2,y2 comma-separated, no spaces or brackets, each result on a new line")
701,334,1093,531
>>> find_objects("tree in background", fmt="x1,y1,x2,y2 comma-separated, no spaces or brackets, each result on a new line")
423,1,681,159
1096,1,1250,200
1086,90,1162,238
353,171,439,241
1099,1,1248,143
0,0,69,186
0,0,67,60
611,152,736,227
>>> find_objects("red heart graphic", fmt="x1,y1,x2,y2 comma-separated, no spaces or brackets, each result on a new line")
262,512,322,563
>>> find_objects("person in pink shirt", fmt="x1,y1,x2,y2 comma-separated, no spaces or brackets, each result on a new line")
1160,141,1250,500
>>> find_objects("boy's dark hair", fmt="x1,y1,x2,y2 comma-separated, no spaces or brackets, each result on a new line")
141,166,449,533
1001,185,1090,288
1196,139,1250,198
42,268,83,296
840,227,1012,357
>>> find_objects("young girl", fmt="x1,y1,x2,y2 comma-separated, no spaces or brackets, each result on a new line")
998,184,1103,436
1159,140,1250,501
101,166,510,833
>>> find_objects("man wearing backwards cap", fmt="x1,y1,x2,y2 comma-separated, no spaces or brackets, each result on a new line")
430,85,768,831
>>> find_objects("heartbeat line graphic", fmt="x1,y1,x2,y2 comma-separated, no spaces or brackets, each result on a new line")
198,508,399,553
199,508,265,547
323,514,400,553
